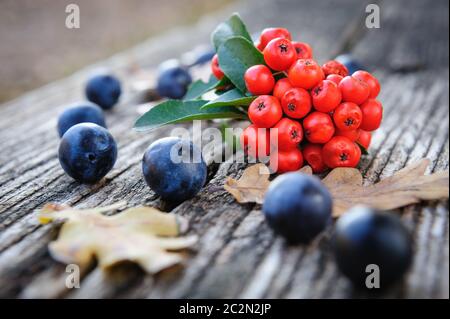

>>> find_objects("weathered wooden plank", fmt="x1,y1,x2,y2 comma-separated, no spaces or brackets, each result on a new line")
0,0,358,298
0,0,448,299
86,0,382,297
15,126,223,299
352,0,449,72
215,71,448,299
186,0,450,299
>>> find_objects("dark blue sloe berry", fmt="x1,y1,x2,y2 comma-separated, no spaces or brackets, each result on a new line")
156,65,192,99
335,54,366,75
85,74,122,110
142,137,207,202
333,206,413,289
59,123,117,184
190,48,215,67
263,173,332,244
57,102,106,137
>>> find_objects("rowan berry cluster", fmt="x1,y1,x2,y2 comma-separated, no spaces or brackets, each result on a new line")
213,27,382,173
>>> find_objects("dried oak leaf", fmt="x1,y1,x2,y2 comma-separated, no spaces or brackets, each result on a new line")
224,160,449,217
297,165,313,175
38,202,197,274
323,159,449,217
224,164,313,204
224,164,271,204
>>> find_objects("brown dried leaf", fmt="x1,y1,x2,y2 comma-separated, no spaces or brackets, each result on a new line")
224,160,449,218
323,159,449,217
38,202,197,274
224,164,313,204
297,165,313,175
224,164,271,204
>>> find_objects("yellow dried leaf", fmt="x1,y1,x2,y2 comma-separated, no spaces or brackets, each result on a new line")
38,202,197,274
224,164,271,204
323,159,449,217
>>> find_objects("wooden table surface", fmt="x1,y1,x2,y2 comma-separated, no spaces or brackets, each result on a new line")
0,0,448,298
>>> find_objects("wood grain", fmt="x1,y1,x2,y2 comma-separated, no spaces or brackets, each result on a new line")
0,0,448,298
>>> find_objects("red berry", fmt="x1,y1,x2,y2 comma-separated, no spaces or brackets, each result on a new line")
333,102,363,131
269,148,304,173
360,99,383,131
255,41,264,51
311,80,342,113
339,76,370,105
352,144,362,167
281,88,312,119
326,74,344,86
303,112,335,144
263,38,297,71
322,136,361,168
259,27,291,50
211,54,224,80
288,59,324,89
322,60,349,77
292,42,313,59
357,130,372,149
334,128,360,142
302,144,328,173
248,95,283,128
273,118,303,151
273,78,293,100
244,65,275,95
353,70,380,99
240,124,270,159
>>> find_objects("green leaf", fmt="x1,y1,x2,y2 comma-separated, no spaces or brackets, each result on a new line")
357,143,369,155
183,76,218,100
134,100,247,132
201,88,255,109
214,77,234,95
211,13,252,51
184,75,234,100
273,71,287,81
215,76,232,88
218,36,265,93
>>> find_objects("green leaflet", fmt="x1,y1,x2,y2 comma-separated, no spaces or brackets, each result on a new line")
201,88,255,109
134,100,247,132
211,13,252,51
217,36,265,93
183,76,218,100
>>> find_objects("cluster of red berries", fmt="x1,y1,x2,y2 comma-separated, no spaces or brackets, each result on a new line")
211,27,382,173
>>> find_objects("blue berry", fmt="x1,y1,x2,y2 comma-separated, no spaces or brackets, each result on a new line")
57,102,106,137
263,173,332,244
58,123,117,184
181,47,215,68
142,137,207,202
333,207,413,289
156,65,192,99
85,74,122,110
190,48,215,67
335,54,366,75
158,59,182,72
